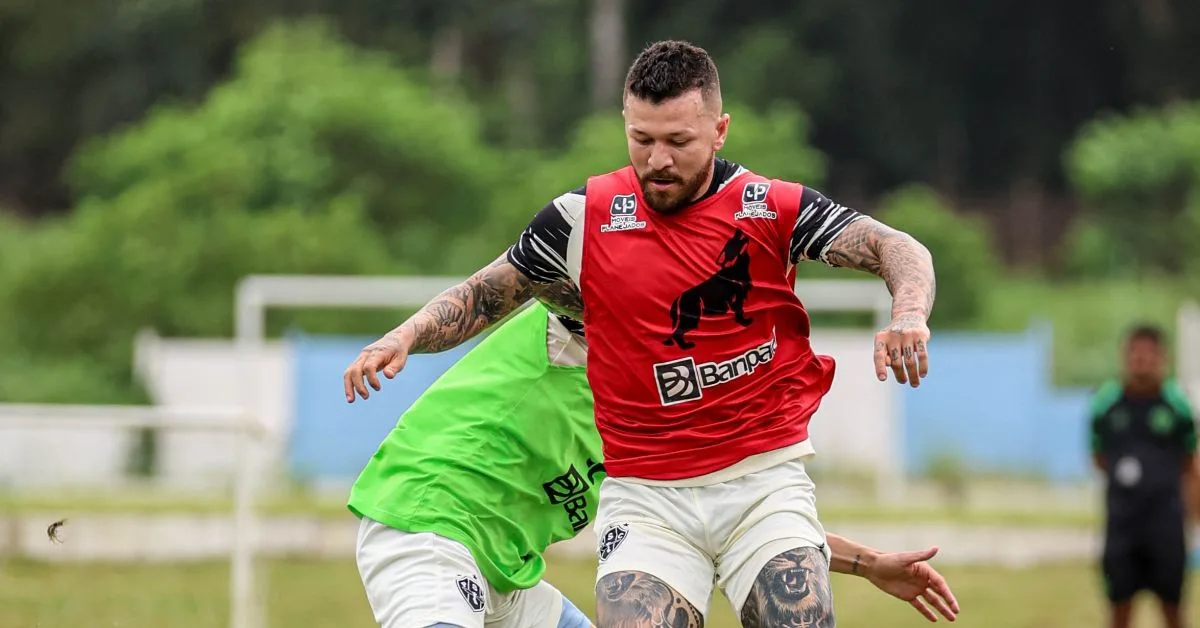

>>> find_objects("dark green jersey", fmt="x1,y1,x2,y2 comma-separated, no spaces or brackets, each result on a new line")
1089,378,1197,519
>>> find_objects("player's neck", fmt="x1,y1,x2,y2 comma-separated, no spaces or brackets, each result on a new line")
685,158,722,205
1122,378,1163,398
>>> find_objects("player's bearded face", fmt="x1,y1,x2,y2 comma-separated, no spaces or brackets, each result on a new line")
624,90,729,214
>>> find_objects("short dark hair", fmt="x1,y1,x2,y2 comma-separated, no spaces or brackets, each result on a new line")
624,40,721,106
1126,323,1166,347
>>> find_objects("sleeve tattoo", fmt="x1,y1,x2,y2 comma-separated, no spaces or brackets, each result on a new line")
824,218,936,322
531,277,585,322
397,255,530,354
395,255,584,354
740,547,834,628
596,571,704,628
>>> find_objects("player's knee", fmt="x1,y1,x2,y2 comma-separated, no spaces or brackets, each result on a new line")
740,546,834,628
426,624,468,628
595,571,702,628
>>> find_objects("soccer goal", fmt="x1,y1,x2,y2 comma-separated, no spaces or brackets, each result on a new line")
232,273,898,628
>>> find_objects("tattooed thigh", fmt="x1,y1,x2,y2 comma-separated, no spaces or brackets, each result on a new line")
739,547,833,628
596,571,703,628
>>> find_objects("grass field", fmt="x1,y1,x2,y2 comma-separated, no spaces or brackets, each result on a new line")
1,556,1195,628
0,488,1102,527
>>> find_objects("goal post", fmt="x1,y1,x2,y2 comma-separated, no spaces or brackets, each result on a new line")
1177,301,1200,400
233,273,897,628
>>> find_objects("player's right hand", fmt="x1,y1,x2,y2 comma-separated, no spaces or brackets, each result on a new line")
343,330,411,402
873,313,931,388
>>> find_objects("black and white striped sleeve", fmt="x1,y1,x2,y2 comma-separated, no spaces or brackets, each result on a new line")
505,186,585,284
790,186,867,265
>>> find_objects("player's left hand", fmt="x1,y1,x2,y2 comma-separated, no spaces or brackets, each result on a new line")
864,546,959,622
874,313,930,387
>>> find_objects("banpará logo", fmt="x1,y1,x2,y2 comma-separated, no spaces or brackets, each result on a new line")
653,330,778,405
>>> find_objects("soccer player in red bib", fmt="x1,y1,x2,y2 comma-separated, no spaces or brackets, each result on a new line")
344,40,937,628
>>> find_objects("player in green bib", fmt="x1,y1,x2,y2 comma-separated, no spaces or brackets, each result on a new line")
346,303,959,628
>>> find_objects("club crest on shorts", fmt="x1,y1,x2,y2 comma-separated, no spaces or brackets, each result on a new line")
597,523,630,562
455,574,486,613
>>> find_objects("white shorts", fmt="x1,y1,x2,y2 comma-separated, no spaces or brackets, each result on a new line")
593,458,829,618
356,517,588,628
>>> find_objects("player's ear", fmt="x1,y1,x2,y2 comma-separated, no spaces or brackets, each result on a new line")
713,112,730,151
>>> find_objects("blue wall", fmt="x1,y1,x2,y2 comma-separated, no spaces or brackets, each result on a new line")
899,324,1094,482
288,325,1097,483
287,332,482,481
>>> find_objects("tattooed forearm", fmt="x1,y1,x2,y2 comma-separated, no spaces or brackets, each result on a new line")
825,218,936,322
390,255,533,354
596,571,703,628
531,278,585,321
740,547,834,628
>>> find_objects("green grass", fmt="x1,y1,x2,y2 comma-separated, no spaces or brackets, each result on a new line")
0,488,351,517
820,504,1099,528
0,488,1100,527
1,556,1193,627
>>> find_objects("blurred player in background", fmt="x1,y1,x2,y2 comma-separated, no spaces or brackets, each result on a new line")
346,303,959,628
1090,323,1198,628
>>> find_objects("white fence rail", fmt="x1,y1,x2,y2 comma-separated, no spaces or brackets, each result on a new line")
0,404,263,628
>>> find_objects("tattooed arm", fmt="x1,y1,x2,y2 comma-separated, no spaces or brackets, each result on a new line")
823,217,936,326
531,276,585,322
827,217,935,387
791,187,935,386
399,255,534,354
343,186,590,402
343,254,579,402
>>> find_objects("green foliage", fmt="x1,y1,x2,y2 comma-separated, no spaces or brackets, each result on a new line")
6,12,1195,407
722,104,827,186
978,276,1187,386
0,189,394,401
0,19,841,404
0,20,503,403
67,19,499,271
874,185,1001,328
1065,101,1200,274
1057,219,1130,280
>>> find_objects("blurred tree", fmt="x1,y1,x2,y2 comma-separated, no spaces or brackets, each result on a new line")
0,0,249,212
1064,101,1200,274
1056,219,1131,280
0,20,506,402
68,19,500,269
5,0,1200,265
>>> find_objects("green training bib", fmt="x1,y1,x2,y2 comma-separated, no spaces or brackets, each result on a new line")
348,304,601,592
